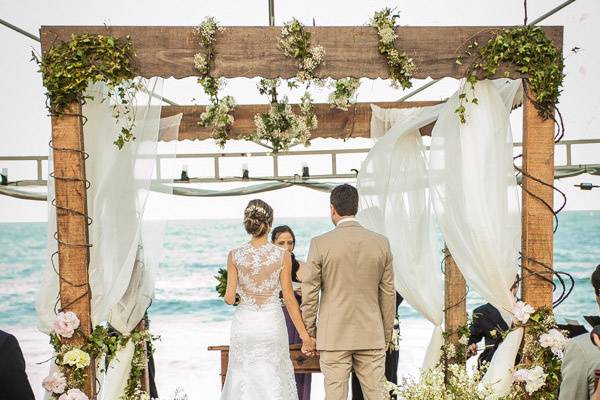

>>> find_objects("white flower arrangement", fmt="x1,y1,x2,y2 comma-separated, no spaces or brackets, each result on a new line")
328,78,361,111
52,311,80,338
512,301,535,324
58,388,89,400
512,366,548,395
538,328,567,358
62,348,91,369
42,371,67,394
279,19,324,83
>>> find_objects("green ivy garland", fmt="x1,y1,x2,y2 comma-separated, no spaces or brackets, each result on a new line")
440,322,471,368
33,33,141,149
370,8,416,90
193,17,236,148
455,26,564,123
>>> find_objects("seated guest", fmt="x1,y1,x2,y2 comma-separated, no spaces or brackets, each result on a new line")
559,326,600,400
467,275,520,367
0,329,35,400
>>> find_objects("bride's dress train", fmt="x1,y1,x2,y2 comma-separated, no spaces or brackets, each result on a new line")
220,243,298,400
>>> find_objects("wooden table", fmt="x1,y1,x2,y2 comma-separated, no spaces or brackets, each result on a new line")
208,344,321,387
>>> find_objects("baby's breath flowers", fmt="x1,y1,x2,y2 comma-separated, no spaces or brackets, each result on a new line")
246,79,317,153
370,8,416,89
328,78,360,111
193,17,236,148
278,19,324,84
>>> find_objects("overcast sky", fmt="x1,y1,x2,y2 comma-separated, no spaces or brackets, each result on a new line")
1,0,599,222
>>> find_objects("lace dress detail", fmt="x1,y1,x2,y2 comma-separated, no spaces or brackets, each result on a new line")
221,243,298,400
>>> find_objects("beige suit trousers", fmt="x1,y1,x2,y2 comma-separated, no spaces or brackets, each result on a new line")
319,348,389,400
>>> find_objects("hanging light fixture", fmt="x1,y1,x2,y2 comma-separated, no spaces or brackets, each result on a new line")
180,164,189,181
0,168,7,185
242,163,249,180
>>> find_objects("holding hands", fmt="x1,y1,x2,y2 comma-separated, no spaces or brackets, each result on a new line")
301,334,318,357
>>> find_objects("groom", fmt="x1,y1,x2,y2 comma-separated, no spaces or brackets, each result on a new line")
301,184,395,400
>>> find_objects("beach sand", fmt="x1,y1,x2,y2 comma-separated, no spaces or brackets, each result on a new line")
15,316,433,400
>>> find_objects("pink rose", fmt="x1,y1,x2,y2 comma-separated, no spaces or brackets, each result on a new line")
52,311,80,338
58,388,89,400
42,371,67,394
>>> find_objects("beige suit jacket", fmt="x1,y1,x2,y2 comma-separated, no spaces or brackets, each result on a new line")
559,333,600,400
301,220,395,351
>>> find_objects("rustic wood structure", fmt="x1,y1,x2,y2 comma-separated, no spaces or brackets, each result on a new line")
39,25,562,397
444,247,467,348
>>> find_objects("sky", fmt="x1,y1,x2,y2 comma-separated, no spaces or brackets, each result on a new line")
1,0,599,222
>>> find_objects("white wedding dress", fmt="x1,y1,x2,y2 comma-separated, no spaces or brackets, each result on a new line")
220,242,298,400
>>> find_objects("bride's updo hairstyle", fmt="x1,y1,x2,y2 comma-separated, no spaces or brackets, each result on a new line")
243,199,274,237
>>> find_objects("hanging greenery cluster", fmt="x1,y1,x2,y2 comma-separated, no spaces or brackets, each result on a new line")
440,322,471,367
43,311,158,400
278,18,325,83
193,17,236,148
33,33,141,149
328,78,361,111
370,8,416,90
455,26,564,123
246,79,317,153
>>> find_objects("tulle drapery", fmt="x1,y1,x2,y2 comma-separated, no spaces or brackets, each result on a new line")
429,79,523,395
359,80,525,390
357,103,446,369
37,78,180,399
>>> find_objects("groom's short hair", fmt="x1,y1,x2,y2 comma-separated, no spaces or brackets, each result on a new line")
330,184,358,216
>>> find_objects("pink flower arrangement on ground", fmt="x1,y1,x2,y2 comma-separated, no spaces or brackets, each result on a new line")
42,371,67,394
53,311,80,338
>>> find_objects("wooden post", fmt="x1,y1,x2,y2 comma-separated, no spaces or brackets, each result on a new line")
135,319,150,393
51,101,95,397
521,86,555,309
444,246,467,348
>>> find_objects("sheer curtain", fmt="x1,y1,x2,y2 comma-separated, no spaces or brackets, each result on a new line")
357,103,446,369
429,79,523,395
37,78,179,399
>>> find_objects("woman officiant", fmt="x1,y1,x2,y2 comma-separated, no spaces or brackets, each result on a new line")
273,225,312,400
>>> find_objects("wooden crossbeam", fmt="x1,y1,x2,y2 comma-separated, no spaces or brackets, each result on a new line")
159,101,441,141
39,26,562,80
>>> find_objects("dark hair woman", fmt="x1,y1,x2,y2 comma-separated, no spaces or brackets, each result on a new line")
271,225,311,400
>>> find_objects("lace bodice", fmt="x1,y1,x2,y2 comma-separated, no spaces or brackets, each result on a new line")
231,243,285,310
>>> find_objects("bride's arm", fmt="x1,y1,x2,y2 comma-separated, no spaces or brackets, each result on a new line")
280,251,311,341
224,251,238,305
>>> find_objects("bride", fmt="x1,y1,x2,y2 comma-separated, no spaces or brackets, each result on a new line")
221,199,316,400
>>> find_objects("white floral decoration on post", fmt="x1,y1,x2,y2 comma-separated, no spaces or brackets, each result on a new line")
512,301,535,324
513,366,548,395
52,311,80,338
539,328,568,358
62,348,91,369
42,371,67,394
58,388,89,400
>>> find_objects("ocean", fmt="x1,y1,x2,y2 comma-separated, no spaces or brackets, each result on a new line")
1,211,599,399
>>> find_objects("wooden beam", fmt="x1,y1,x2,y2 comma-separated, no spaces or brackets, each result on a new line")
39,26,562,80
521,85,555,309
51,101,95,397
159,101,441,141
444,246,467,353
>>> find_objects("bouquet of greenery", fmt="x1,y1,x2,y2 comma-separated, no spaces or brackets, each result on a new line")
215,268,239,305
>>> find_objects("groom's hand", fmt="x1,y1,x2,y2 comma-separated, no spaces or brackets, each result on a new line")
301,336,317,357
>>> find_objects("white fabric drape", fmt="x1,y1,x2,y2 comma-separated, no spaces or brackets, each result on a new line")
357,103,446,370
429,79,523,396
37,79,179,400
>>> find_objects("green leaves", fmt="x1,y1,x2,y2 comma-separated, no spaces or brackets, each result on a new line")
455,26,564,123
35,33,139,149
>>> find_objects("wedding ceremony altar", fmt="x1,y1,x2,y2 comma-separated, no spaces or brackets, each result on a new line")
20,4,574,398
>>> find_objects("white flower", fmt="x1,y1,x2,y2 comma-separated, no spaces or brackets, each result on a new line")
512,301,535,324
58,388,89,400
52,311,80,338
378,26,397,44
459,335,469,345
513,366,547,394
539,328,568,358
62,348,91,369
42,371,67,394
